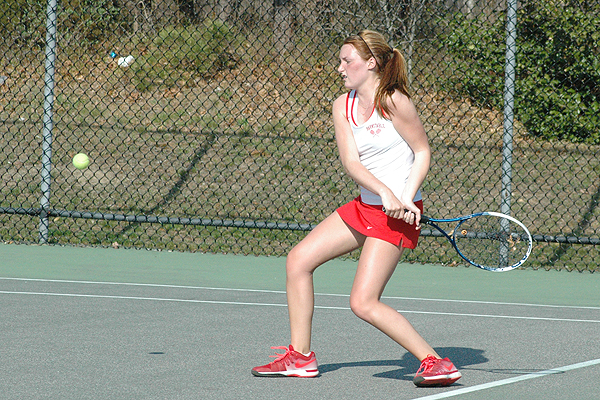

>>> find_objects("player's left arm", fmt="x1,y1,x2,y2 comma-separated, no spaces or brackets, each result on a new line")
387,91,431,226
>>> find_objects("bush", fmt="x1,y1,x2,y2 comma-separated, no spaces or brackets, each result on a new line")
0,0,46,49
0,0,124,50
60,0,123,45
131,20,238,91
440,0,600,144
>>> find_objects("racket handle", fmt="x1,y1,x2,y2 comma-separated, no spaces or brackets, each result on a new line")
381,207,429,223
381,207,410,213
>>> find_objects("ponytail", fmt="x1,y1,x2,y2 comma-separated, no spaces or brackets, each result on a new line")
375,48,410,118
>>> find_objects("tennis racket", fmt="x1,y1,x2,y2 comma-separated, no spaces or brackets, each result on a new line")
387,209,532,272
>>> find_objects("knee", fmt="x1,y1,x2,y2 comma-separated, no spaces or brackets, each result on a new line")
286,245,314,279
349,294,376,323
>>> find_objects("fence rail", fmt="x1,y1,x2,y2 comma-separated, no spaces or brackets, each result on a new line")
1,0,599,271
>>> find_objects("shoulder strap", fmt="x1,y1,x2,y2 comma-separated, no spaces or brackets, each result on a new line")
345,91,351,120
346,90,357,126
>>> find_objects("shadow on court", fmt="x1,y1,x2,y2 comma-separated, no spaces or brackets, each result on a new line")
320,347,487,382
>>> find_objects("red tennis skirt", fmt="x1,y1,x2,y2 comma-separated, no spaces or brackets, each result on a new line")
336,196,423,249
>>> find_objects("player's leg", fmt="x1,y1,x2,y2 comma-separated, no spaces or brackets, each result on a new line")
252,211,364,377
286,211,365,354
349,237,460,386
349,237,439,360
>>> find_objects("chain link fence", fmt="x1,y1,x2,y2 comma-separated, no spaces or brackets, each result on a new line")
1,0,599,271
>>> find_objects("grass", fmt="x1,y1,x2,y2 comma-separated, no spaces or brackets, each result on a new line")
0,29,599,272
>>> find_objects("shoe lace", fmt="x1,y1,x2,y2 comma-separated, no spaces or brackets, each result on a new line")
268,346,293,364
416,355,438,374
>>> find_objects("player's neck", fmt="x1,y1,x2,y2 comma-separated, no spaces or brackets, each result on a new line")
354,79,379,107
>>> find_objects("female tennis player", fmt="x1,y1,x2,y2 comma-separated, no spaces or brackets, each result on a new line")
252,30,461,387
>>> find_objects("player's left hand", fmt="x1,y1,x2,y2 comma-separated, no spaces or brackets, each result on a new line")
399,199,421,229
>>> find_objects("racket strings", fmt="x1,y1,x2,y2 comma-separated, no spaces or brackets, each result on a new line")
453,215,530,269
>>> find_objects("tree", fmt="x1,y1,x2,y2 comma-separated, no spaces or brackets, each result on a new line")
440,0,600,143
119,0,181,33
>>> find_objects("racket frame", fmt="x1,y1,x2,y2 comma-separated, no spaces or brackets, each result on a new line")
421,211,533,272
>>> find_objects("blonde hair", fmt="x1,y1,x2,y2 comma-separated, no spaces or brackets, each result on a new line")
343,30,410,118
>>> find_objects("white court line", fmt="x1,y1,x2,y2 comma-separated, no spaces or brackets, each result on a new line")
413,358,600,400
1,277,598,310
1,290,599,323
0,290,290,308
395,310,600,323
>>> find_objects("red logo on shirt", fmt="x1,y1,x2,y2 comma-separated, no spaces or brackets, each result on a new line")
367,123,384,137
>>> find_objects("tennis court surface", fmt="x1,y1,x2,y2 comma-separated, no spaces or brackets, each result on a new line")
1,243,599,399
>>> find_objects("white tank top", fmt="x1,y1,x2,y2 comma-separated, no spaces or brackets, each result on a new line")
346,90,422,205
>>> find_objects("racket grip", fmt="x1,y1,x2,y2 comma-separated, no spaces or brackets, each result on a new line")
381,207,428,223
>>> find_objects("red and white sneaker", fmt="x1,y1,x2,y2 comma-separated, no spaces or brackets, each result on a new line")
252,345,319,378
413,355,461,387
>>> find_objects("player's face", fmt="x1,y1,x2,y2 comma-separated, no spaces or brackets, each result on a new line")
338,44,369,89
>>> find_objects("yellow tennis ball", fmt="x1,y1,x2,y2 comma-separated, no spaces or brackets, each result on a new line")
73,153,90,169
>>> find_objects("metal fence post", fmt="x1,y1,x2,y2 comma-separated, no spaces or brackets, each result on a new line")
39,0,58,244
500,0,519,265
501,0,518,218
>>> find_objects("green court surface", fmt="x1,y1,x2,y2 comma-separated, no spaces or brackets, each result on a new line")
1,243,599,399
2,243,598,306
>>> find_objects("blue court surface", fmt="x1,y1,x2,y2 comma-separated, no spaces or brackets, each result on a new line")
1,243,599,399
